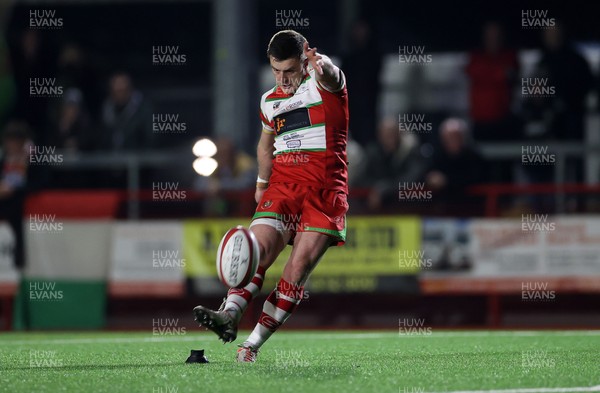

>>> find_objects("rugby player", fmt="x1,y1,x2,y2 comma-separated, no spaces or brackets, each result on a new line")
194,29,349,362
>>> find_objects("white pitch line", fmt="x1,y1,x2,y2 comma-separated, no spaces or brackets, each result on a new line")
1,336,202,346
395,331,600,338
1,330,599,346
294,331,600,339
423,386,600,393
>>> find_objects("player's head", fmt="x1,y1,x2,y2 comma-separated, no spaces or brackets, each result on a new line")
267,30,308,95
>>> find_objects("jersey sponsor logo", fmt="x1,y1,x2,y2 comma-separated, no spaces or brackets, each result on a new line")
280,100,303,113
275,118,286,133
294,84,309,95
273,101,282,110
282,132,301,140
286,140,301,149
273,107,311,135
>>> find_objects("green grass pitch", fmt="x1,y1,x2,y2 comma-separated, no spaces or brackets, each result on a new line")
1,331,598,393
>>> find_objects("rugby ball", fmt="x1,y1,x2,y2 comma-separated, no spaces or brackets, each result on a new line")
216,226,260,288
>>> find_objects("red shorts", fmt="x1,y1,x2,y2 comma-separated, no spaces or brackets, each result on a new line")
251,182,348,245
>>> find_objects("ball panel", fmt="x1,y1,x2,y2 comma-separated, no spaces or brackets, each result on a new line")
215,226,259,289
238,228,258,288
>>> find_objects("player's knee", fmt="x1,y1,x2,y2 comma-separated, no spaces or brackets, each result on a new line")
257,239,278,268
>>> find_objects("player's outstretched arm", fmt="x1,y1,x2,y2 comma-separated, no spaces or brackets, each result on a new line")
303,42,344,92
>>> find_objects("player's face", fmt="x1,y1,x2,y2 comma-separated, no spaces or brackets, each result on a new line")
270,56,307,95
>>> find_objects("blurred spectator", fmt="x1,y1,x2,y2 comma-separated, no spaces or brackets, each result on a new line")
10,30,55,142
49,88,94,152
466,21,520,141
100,72,154,151
341,20,381,147
424,118,486,203
356,117,426,211
0,121,46,269
56,43,101,119
346,136,366,187
0,31,16,126
522,23,593,141
194,137,256,215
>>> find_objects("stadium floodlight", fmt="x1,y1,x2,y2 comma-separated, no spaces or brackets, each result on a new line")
193,157,218,177
192,138,217,158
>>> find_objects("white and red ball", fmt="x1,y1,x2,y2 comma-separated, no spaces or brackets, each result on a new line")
216,226,260,288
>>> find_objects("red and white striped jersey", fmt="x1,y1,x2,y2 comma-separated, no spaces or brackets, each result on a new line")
259,67,349,192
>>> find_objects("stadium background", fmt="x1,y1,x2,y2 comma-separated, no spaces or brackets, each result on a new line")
1,0,600,334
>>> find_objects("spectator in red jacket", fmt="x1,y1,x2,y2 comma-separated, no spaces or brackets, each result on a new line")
466,21,520,141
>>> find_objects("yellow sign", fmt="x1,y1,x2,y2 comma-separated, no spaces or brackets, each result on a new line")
183,216,421,281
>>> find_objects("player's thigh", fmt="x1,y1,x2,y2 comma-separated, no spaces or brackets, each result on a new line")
283,231,333,285
250,220,292,270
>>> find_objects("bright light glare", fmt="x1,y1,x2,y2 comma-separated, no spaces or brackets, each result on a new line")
192,138,217,157
193,157,218,177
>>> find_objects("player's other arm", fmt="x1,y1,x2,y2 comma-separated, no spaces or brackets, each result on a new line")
304,42,344,92
255,129,275,203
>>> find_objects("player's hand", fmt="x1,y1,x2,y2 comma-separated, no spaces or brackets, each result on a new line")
255,188,266,204
303,42,323,75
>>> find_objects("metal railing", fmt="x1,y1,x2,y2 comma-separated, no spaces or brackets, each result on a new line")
51,142,600,217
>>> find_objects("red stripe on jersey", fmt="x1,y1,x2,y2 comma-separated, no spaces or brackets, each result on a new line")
259,109,274,129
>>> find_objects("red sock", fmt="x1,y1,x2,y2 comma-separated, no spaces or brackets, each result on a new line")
245,278,304,348
223,266,266,321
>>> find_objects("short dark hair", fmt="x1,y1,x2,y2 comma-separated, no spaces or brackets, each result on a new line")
267,30,307,61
